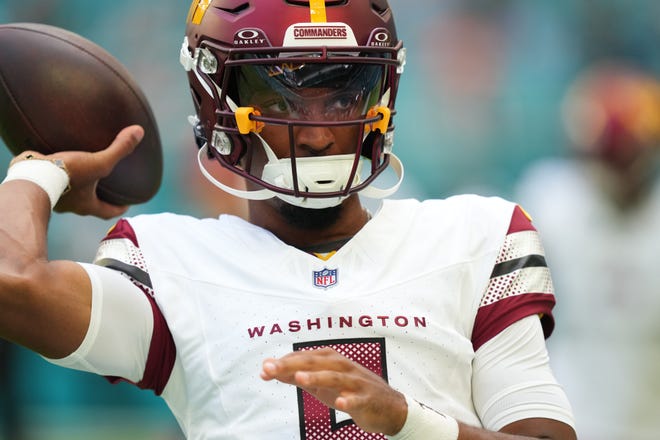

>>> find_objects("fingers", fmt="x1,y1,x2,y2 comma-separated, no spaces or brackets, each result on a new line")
334,393,370,413
261,350,363,418
6,126,143,218
53,125,142,216
294,369,357,391
94,125,144,174
260,348,370,394
261,348,351,382
261,349,408,435
260,359,281,381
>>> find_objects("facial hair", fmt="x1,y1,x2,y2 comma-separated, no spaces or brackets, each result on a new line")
277,201,343,230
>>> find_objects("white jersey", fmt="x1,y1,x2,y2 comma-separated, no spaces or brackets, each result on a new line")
89,196,558,439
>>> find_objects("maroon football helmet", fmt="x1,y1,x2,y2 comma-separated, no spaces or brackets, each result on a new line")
180,0,406,208
562,62,660,172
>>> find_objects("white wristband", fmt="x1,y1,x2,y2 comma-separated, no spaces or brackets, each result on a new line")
2,158,71,209
387,395,459,440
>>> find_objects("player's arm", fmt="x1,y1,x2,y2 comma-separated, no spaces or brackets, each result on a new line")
0,126,143,359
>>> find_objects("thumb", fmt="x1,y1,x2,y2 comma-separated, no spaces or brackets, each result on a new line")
98,125,145,167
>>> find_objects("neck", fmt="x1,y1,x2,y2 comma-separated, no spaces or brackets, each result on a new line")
248,195,371,250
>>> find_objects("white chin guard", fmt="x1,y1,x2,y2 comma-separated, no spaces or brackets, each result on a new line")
261,154,360,209
196,134,404,209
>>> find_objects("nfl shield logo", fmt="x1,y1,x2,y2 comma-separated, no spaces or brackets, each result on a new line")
313,268,338,289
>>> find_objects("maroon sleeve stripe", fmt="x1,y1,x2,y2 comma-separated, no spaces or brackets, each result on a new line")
103,218,140,247
471,205,556,351
508,205,536,234
136,291,176,395
471,293,555,351
105,286,176,395
100,219,176,395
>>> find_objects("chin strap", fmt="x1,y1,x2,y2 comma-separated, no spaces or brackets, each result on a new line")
197,144,272,201
359,153,404,199
197,144,405,208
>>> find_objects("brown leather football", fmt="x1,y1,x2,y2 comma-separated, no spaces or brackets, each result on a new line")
0,22,163,205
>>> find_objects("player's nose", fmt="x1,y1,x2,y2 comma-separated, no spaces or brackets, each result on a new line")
295,125,335,156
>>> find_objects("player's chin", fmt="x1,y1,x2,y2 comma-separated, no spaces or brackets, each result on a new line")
276,199,344,230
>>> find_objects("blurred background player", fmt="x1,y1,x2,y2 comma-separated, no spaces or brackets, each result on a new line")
516,62,660,440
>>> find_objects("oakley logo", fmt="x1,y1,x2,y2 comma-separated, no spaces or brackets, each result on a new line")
369,29,392,47
234,29,270,47
374,32,389,42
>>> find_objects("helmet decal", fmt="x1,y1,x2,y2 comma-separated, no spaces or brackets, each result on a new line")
282,22,358,47
188,0,211,25
310,0,328,23
368,29,394,48
233,29,271,48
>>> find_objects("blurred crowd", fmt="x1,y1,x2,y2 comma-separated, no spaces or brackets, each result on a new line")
1,0,660,439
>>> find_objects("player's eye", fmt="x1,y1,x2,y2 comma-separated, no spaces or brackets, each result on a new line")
326,91,361,116
261,97,291,115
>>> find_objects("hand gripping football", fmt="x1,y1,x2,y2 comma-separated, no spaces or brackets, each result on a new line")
0,23,163,205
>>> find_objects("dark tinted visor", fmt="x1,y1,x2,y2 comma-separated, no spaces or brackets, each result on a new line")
236,61,384,120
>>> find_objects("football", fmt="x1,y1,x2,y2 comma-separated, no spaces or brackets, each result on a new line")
0,22,163,205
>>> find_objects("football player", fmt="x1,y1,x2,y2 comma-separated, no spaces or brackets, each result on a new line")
0,1,576,439
516,61,660,439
